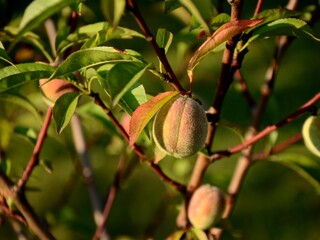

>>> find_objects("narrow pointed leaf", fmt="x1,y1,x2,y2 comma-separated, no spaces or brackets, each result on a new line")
0,42,12,65
18,0,84,38
119,83,148,115
156,28,173,53
0,93,41,121
97,62,149,108
269,154,320,194
0,63,55,92
53,92,82,134
179,0,210,34
101,0,126,27
51,47,144,79
187,19,263,83
56,22,144,54
129,91,179,146
241,18,320,51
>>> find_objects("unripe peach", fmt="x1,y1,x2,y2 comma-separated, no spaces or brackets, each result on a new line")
188,184,226,230
152,95,208,158
39,78,77,105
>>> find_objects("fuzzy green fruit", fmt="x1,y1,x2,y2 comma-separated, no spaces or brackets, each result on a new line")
152,95,208,158
302,115,320,157
188,184,226,230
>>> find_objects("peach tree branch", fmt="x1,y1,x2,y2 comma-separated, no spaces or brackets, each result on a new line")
126,0,187,94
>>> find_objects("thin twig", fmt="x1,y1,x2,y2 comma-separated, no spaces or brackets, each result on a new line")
70,115,109,240
126,0,187,94
179,0,244,229
211,93,319,161
253,0,264,17
0,169,55,239
214,1,302,237
253,133,302,160
16,107,53,191
91,93,186,192
93,154,127,240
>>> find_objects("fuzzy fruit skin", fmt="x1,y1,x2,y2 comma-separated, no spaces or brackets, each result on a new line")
39,78,76,105
188,184,226,230
152,95,208,158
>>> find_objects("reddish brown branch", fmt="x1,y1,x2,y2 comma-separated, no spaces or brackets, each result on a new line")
253,133,303,160
0,170,55,239
16,106,53,191
93,154,127,240
253,0,264,16
91,93,186,192
126,0,187,94
211,93,319,160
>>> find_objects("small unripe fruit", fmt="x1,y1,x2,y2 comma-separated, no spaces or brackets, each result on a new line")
152,95,208,158
302,115,320,158
188,184,226,230
39,78,76,105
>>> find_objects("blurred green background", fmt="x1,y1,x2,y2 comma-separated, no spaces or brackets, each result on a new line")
0,0,320,239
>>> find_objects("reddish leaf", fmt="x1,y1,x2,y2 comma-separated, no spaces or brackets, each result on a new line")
129,91,179,146
187,19,263,83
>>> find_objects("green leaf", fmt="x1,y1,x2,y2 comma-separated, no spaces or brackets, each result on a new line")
241,18,320,51
101,0,126,27
118,83,149,115
51,47,145,79
56,22,144,54
0,62,54,92
156,28,173,53
20,32,53,62
269,153,320,194
302,115,320,158
0,119,12,150
97,62,149,108
14,127,38,145
77,102,121,137
53,92,82,133
129,91,179,146
252,8,301,24
0,93,41,121
18,0,84,38
179,0,210,35
165,0,182,14
187,19,263,83
0,42,13,65
188,228,208,240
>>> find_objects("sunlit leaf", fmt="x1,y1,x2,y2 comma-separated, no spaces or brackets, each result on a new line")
241,18,320,51
119,83,149,115
97,62,149,108
18,0,84,38
179,0,210,34
0,93,41,121
156,28,173,53
0,63,54,92
189,228,208,240
129,91,179,146
53,91,82,133
187,19,263,83
51,47,145,79
56,22,144,54
101,0,126,27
